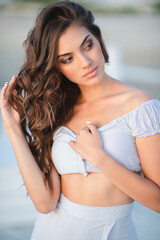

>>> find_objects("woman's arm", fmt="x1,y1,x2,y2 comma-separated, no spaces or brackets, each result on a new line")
7,126,61,213
69,119,160,213
0,77,61,213
94,134,160,213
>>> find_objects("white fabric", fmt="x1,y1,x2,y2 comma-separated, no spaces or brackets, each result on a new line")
52,99,160,177
31,193,138,240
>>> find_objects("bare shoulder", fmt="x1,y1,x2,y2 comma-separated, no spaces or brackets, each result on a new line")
126,88,154,110
113,79,154,111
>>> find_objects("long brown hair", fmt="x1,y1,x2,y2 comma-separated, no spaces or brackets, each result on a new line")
9,0,109,195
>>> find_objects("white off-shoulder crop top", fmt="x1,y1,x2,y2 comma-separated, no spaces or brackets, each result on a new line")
52,99,160,177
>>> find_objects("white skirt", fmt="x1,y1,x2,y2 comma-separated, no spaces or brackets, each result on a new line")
31,193,138,240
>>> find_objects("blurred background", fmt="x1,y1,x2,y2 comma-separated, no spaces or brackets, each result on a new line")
0,0,160,239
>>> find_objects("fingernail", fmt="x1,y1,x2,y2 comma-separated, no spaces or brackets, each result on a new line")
86,121,92,124
4,82,8,86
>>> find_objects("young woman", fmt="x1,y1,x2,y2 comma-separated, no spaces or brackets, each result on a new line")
0,1,160,239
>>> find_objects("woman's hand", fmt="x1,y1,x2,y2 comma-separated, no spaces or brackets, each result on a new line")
0,76,21,131
68,122,105,166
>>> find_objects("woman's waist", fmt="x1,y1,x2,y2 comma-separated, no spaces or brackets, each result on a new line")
61,172,134,207
58,192,134,221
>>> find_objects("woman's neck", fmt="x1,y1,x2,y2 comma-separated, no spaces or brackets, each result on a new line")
77,74,113,104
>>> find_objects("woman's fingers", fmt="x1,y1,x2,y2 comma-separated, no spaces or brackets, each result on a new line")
10,75,17,85
78,122,99,135
0,82,9,108
86,122,99,135
0,76,17,109
5,76,17,97
1,82,9,97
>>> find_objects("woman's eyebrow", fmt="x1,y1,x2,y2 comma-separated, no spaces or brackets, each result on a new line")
57,34,90,58
80,34,90,48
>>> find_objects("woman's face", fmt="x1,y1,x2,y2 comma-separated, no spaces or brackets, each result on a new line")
56,24,106,87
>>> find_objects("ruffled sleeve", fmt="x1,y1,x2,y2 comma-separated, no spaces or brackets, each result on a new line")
128,99,160,138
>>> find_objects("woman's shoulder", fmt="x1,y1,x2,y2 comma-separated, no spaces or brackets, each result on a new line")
124,90,160,138
114,80,154,110
114,82,159,138
112,79,154,111
126,89,154,110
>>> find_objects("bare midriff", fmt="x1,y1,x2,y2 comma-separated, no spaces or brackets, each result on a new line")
61,172,134,206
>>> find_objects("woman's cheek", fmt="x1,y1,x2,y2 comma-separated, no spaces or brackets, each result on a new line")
63,67,78,82
95,46,103,59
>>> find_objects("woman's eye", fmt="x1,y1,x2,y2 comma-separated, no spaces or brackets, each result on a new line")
61,57,73,64
85,41,93,50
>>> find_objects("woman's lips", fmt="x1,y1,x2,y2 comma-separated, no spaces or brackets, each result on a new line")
83,67,98,78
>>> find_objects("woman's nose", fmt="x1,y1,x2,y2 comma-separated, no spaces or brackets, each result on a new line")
79,53,92,69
